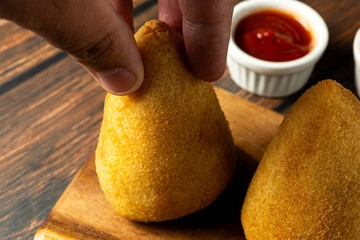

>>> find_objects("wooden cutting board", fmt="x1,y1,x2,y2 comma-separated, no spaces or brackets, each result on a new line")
34,87,284,240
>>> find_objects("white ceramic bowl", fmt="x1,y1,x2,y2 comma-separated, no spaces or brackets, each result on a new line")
353,28,360,97
227,0,329,97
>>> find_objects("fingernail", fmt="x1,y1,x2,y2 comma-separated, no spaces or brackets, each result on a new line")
96,68,141,95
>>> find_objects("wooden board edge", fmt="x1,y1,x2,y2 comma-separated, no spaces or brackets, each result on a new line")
34,158,93,240
214,87,284,162
34,87,285,239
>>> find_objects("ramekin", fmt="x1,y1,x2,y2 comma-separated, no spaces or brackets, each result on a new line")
353,28,360,96
227,0,329,97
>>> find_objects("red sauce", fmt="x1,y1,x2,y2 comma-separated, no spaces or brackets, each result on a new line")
234,10,312,62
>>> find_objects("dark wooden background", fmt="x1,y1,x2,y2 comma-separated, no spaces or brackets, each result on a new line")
1,0,359,239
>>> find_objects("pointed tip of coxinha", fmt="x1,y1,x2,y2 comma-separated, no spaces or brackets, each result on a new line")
241,79,360,239
300,79,360,111
96,20,236,222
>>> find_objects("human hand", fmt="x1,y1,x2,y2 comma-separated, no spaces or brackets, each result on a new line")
0,0,234,95
0,0,143,95
159,0,234,82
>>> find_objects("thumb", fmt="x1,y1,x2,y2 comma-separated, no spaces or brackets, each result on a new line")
1,0,143,95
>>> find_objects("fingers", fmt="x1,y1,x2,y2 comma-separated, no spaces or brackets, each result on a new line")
1,0,143,95
109,0,134,32
158,0,182,32
179,0,234,81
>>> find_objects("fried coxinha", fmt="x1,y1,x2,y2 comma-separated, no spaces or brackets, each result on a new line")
95,20,236,222
242,80,360,239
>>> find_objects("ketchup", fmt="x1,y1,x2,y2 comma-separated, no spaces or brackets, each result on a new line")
234,10,312,62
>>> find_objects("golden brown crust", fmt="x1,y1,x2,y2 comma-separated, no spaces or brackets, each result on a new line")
241,80,360,239
95,20,236,222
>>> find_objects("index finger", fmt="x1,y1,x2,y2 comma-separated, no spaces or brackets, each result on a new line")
179,0,234,81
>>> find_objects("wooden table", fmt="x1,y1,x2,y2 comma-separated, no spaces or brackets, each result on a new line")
1,0,359,239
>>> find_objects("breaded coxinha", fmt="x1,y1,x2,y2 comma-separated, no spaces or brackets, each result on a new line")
95,20,236,222
241,80,360,239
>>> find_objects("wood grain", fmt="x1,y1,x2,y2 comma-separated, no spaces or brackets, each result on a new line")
0,1,158,239
34,87,283,240
2,0,360,239
215,88,284,162
0,57,104,240
0,21,61,87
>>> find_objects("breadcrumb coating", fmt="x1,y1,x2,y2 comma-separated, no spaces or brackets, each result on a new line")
241,80,360,239
95,20,236,222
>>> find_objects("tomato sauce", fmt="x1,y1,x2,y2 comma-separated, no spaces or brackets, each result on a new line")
234,10,312,62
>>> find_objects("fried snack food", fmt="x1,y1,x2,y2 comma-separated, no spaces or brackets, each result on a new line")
241,80,360,239
95,20,236,222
